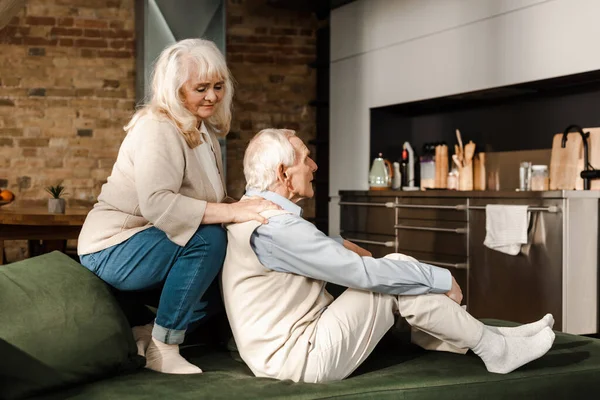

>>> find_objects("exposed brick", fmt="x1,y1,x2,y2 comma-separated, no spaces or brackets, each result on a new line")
102,79,120,88
0,128,22,136
84,28,107,38
28,47,46,56
76,88,95,96
18,138,50,147
74,19,108,29
271,27,297,35
269,75,285,84
106,29,133,39
28,88,47,97
23,37,58,46
0,98,15,107
22,148,38,157
50,27,83,36
58,38,74,46
25,16,56,26
80,48,96,57
244,54,274,64
0,138,13,146
109,20,124,29
46,88,76,97
255,27,268,35
77,129,93,137
74,38,107,48
57,17,74,27
94,89,126,98
97,50,131,58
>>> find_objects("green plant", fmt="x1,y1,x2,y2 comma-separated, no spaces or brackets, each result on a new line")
45,182,68,199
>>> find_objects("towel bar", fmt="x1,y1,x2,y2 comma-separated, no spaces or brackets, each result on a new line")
468,205,560,213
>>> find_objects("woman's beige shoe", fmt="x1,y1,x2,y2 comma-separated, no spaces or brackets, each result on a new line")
145,337,203,374
131,323,154,357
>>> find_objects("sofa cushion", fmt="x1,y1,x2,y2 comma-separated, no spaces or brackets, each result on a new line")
44,320,600,400
0,251,143,400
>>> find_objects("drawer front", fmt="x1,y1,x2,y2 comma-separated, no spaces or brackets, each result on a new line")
342,232,396,259
395,220,468,258
340,196,396,236
395,197,467,222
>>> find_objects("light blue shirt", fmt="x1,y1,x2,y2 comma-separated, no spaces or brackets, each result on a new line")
247,190,452,296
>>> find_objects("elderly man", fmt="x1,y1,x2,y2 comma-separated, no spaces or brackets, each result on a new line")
221,129,555,383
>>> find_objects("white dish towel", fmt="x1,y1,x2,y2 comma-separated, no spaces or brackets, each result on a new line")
483,205,530,256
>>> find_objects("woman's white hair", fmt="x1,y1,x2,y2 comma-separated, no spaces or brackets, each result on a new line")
244,129,297,191
125,38,233,148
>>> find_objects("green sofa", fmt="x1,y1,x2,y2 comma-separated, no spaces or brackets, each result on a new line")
2,253,600,400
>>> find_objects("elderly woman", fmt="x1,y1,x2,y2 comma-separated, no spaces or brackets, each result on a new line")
77,39,279,374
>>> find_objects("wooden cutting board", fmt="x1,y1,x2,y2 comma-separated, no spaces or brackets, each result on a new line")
549,127,600,190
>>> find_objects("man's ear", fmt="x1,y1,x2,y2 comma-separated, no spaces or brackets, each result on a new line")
276,163,287,183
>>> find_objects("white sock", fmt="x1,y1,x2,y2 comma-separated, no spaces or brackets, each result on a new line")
131,323,154,357
473,326,555,374
145,337,203,374
487,314,554,337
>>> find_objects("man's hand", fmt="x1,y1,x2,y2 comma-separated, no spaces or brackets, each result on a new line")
343,240,372,257
445,276,463,305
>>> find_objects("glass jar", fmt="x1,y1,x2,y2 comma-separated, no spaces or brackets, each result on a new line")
447,168,459,190
530,165,549,191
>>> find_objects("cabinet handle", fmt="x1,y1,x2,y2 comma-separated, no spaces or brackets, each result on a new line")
339,201,395,208
420,260,468,269
394,224,467,234
345,238,396,248
395,204,466,211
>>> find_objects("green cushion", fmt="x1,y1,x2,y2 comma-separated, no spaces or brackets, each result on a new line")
0,251,143,400
40,320,600,399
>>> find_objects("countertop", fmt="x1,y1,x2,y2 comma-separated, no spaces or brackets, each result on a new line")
338,190,600,199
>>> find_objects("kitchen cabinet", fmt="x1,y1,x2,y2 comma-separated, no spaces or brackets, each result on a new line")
339,190,600,334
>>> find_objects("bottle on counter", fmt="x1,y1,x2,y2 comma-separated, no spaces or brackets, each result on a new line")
447,168,459,190
530,165,549,191
420,143,436,190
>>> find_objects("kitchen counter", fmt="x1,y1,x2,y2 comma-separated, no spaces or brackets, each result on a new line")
339,190,600,199
339,189,599,334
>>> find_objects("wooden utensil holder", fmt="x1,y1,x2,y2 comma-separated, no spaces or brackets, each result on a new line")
459,163,473,191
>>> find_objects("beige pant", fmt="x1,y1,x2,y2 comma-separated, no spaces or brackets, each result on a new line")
301,254,484,383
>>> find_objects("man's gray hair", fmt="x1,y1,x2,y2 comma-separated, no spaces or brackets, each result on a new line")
244,129,296,191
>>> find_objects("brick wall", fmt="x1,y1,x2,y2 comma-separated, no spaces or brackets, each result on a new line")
0,0,135,260
0,0,317,261
0,0,135,206
225,0,318,218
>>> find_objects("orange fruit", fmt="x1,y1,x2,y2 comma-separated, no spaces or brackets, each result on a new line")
0,189,14,202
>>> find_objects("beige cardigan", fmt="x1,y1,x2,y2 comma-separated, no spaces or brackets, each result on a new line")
78,114,225,255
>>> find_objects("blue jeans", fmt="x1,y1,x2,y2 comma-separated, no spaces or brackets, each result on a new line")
80,225,227,344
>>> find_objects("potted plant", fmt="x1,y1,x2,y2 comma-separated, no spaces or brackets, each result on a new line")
45,182,68,214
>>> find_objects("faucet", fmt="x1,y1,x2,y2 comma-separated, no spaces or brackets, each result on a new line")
561,124,592,190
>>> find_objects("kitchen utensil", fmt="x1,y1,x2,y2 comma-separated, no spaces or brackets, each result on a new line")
456,129,464,163
549,127,600,190
473,152,486,191
369,153,393,190
452,154,462,170
464,141,476,166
